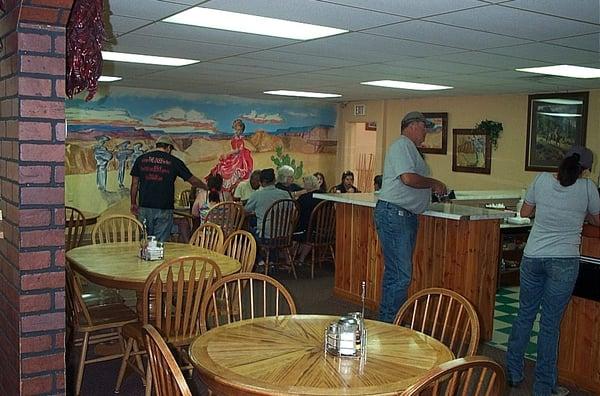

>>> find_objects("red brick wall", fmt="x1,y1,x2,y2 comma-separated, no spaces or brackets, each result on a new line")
0,0,73,394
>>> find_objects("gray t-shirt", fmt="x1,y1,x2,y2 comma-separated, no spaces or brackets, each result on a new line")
523,172,600,257
378,135,431,214
245,185,291,237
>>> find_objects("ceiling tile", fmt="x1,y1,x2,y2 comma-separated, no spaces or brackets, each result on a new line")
545,33,600,52
504,0,600,24
433,51,547,68
106,15,151,36
384,58,504,74
320,0,485,18
484,42,600,64
426,5,600,41
365,20,530,50
107,0,189,20
202,0,406,30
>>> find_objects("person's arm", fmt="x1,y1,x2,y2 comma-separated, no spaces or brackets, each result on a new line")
187,175,208,190
400,173,447,195
586,213,600,226
520,202,535,218
130,176,139,215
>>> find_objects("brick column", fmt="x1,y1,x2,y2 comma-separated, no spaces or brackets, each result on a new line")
0,1,73,394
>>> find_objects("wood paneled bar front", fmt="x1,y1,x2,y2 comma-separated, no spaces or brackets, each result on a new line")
314,193,513,341
557,224,600,394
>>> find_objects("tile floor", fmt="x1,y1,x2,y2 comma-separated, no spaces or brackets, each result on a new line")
489,286,540,360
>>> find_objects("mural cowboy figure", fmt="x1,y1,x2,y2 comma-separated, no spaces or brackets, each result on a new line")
115,140,134,189
94,135,113,191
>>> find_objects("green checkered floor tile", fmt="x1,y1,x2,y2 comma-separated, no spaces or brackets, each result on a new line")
489,287,539,361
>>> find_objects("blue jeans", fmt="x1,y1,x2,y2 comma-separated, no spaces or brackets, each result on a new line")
138,207,173,242
506,256,579,396
374,200,419,323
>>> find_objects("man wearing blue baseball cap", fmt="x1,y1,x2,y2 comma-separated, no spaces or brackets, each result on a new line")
375,111,447,323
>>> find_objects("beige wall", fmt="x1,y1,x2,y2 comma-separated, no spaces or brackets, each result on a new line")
339,90,600,191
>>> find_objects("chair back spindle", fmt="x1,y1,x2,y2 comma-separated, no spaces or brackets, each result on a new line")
91,215,144,244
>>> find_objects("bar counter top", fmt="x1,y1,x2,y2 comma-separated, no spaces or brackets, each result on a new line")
313,192,515,221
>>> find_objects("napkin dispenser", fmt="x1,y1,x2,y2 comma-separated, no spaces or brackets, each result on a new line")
324,282,367,358
140,236,164,261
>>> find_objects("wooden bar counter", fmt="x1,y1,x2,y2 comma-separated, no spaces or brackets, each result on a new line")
314,193,512,341
557,224,600,394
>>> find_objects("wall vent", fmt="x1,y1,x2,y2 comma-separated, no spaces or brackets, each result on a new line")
353,104,366,116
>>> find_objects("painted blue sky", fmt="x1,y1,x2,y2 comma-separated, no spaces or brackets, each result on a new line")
66,87,337,135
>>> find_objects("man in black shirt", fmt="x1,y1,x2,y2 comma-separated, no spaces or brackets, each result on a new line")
130,135,206,241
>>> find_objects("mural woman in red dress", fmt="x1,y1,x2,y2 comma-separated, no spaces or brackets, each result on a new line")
207,118,253,192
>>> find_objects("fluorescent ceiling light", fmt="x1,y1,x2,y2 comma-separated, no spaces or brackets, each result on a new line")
360,80,453,91
538,112,582,118
98,75,122,82
101,51,199,66
536,98,582,105
516,65,600,79
164,7,348,40
264,90,341,98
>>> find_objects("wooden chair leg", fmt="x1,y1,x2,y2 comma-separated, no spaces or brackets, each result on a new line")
264,249,270,276
285,248,297,279
75,331,90,396
311,247,316,279
114,337,134,393
144,365,152,396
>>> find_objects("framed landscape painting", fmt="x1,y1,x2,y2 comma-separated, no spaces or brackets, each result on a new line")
452,128,491,174
420,112,448,154
525,92,588,171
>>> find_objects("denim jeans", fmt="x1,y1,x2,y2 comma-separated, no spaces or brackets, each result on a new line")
138,207,173,242
374,200,419,323
506,256,579,396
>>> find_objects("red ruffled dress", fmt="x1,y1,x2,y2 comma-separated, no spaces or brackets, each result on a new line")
208,135,253,192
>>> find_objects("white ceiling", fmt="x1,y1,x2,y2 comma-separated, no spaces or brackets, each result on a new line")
102,0,600,101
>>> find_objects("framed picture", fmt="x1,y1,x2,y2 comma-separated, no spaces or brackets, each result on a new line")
420,112,448,154
365,122,377,131
452,129,492,174
525,92,588,171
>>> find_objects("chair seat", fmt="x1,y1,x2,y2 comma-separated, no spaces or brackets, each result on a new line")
78,303,137,332
122,322,198,348
81,285,124,307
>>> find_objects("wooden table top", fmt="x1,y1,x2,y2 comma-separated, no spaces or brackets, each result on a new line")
66,242,240,291
189,315,453,396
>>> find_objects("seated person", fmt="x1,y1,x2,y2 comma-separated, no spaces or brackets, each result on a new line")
293,175,323,264
192,174,231,223
275,165,302,194
314,172,328,192
334,170,361,193
245,168,291,238
233,169,261,205
374,174,382,191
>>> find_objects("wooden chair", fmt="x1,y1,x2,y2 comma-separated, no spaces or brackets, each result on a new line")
143,324,192,396
303,200,336,279
200,272,297,332
91,214,143,244
394,288,480,358
65,262,137,396
220,230,257,273
189,222,224,251
205,201,244,239
178,189,191,207
258,199,299,279
115,256,222,395
66,206,86,251
401,356,505,396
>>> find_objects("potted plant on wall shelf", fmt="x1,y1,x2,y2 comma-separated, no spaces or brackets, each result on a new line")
474,119,503,150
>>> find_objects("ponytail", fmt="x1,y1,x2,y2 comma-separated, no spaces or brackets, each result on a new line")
557,154,582,187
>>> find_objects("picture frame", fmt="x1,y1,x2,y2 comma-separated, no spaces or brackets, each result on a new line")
365,122,377,131
420,112,448,154
452,128,492,174
525,92,588,171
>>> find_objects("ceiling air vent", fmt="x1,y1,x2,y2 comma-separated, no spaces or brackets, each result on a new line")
353,104,366,116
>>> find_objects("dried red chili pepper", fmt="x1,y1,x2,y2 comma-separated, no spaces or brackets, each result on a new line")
66,0,105,101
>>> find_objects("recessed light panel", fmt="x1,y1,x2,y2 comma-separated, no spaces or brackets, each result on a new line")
101,51,199,66
361,80,453,91
264,90,342,98
98,75,122,82
164,7,348,40
516,65,600,79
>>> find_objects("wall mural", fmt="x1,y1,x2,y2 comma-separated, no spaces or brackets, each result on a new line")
66,87,338,215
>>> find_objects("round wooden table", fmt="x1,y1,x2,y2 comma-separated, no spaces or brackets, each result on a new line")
66,242,241,291
189,315,454,395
